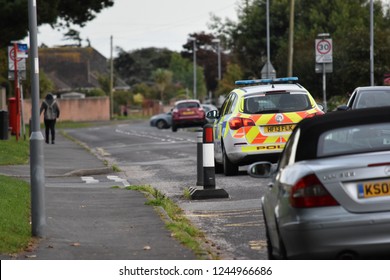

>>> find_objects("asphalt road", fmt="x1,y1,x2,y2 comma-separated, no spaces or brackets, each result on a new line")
64,120,270,260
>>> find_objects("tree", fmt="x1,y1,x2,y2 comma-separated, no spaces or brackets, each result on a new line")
114,47,173,85
216,63,243,97
63,29,82,46
0,0,114,49
210,0,390,100
181,32,228,94
152,68,173,103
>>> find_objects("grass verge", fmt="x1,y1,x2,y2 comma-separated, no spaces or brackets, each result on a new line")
0,175,31,253
0,136,30,165
126,185,218,259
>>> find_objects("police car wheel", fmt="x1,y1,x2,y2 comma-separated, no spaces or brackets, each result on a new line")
223,149,238,176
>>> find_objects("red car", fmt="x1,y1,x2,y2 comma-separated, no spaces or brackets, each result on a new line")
171,99,206,132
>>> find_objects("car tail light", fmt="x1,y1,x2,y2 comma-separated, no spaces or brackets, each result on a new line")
172,108,179,118
229,117,255,130
290,174,339,208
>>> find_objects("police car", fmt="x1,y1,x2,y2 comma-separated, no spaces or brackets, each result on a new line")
206,77,324,176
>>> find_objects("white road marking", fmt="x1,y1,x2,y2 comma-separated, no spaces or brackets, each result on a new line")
81,176,99,184
107,175,130,187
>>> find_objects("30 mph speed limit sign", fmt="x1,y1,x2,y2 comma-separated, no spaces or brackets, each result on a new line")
315,39,333,63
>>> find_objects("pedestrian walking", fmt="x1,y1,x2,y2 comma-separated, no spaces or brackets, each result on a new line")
40,93,60,144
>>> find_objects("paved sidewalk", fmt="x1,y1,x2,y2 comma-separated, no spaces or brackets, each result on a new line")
0,133,196,260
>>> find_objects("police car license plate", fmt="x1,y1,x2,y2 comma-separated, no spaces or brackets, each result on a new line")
265,124,295,133
358,181,390,198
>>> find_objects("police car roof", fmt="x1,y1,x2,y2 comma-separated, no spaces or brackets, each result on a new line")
235,77,298,85
238,83,306,95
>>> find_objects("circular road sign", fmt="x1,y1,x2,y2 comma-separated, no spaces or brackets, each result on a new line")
9,48,23,62
316,39,332,55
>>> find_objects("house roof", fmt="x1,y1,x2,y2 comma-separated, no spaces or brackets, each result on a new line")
38,46,129,92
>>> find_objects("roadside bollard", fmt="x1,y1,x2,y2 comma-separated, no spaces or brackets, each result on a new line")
189,124,229,200
196,128,203,186
202,124,215,189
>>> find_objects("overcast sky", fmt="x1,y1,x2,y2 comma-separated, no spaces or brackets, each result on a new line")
33,0,240,58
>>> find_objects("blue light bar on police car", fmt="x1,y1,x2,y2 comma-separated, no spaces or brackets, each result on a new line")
235,77,299,85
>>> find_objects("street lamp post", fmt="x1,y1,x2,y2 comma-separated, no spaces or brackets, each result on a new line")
212,38,221,80
287,0,295,77
261,0,276,79
28,0,46,237
188,37,197,99
110,35,114,119
266,0,270,77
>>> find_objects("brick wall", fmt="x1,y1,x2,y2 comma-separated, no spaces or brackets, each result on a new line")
22,96,110,123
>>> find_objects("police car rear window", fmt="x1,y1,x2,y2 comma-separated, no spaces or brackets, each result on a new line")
243,93,311,114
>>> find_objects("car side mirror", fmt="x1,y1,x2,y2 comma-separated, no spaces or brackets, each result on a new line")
247,162,275,178
336,105,349,111
206,110,219,119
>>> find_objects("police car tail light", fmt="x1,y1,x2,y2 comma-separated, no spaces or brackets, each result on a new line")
229,117,255,130
290,174,339,208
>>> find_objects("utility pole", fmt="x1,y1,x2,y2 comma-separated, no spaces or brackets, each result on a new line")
110,35,114,119
28,0,46,237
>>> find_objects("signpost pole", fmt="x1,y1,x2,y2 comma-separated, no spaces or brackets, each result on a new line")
315,33,332,113
322,62,327,112
12,43,20,141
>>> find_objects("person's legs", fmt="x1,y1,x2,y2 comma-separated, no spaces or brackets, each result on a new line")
44,119,50,144
49,120,56,144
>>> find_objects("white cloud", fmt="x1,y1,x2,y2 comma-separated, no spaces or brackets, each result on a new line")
34,0,239,58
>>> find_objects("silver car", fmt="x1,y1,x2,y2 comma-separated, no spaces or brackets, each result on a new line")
337,86,390,110
149,111,172,129
248,106,390,259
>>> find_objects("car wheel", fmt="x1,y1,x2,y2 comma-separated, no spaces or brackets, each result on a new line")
172,123,177,132
156,120,167,129
223,146,238,176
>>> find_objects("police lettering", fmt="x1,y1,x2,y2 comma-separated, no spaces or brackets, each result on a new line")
257,145,284,150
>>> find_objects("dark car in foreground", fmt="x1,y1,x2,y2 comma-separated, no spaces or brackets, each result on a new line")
337,86,390,110
248,106,390,259
171,99,206,132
